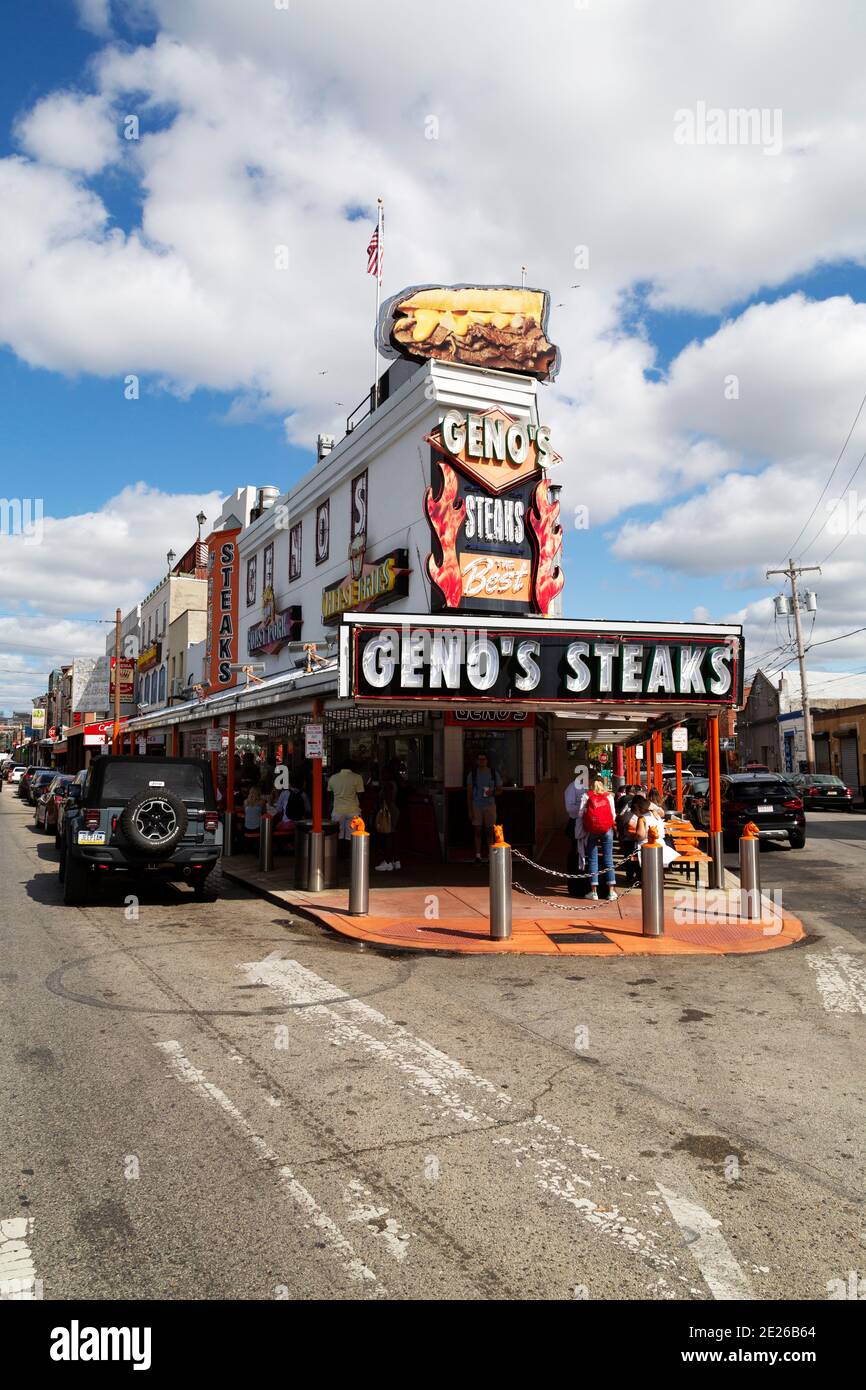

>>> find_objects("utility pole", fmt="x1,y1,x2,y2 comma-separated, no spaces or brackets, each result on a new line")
766,559,821,772
113,607,122,753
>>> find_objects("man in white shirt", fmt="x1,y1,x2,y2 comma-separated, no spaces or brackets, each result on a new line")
327,760,366,840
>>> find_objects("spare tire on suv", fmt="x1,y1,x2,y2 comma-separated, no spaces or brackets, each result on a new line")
121,788,188,854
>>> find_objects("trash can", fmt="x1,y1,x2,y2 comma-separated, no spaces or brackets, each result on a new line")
294,819,339,889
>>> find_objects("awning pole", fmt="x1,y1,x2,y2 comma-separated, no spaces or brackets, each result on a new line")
311,698,323,834
707,714,723,888
675,749,683,813
226,712,236,813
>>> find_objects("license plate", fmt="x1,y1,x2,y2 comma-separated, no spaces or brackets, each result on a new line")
757,804,773,813
77,831,106,845
828,791,839,796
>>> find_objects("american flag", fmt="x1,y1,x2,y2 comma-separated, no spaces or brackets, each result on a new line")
366,224,382,281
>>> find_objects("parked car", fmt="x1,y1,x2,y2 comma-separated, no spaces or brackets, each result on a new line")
720,773,805,851
59,756,221,905
6,765,27,785
18,766,51,802
28,770,58,818
55,768,88,848
683,776,711,828
788,773,856,811
34,773,74,832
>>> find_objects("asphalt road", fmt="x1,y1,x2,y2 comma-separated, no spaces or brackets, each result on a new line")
1,792,864,1302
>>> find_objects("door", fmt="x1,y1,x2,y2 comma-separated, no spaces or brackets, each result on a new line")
839,734,859,788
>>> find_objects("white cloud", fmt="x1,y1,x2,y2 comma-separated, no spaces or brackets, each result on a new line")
0,484,222,708
74,0,111,37
1,0,866,698
15,93,117,176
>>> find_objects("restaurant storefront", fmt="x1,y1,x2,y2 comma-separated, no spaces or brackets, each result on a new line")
120,279,745,881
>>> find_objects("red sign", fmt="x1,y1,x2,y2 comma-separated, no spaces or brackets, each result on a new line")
207,527,241,690
110,657,135,701
445,710,534,728
424,409,564,618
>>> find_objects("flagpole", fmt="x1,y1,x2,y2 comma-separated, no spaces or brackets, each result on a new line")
373,197,383,413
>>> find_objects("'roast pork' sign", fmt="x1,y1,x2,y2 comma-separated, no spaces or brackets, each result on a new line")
341,618,744,706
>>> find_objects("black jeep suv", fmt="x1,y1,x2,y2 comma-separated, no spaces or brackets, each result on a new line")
59,756,221,905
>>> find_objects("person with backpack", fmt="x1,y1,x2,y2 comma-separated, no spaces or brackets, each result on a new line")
581,777,619,902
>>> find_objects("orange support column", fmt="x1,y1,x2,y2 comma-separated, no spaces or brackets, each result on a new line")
652,731,662,799
210,718,218,791
226,712,236,813
311,698,323,834
675,749,683,813
707,714,723,888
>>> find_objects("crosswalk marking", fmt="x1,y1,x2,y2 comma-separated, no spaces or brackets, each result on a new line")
808,947,866,1014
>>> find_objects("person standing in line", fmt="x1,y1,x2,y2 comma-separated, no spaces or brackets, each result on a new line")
327,758,366,845
582,777,619,902
564,765,590,874
374,775,401,873
466,751,502,862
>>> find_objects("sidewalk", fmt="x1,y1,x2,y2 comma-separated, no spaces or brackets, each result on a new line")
221,852,806,957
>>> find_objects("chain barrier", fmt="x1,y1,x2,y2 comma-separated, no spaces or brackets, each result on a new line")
510,845,639,911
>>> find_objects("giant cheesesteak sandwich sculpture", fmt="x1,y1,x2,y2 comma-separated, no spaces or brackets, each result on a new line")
378,284,560,381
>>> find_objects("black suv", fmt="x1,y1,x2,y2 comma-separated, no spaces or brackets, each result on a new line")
720,773,806,851
59,756,221,905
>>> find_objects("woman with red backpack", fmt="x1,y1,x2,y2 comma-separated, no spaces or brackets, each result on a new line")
581,778,619,902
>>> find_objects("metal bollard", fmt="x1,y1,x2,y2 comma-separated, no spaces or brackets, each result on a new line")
349,816,369,915
307,830,324,892
708,829,724,890
489,825,512,941
222,810,233,859
259,813,274,872
640,835,665,937
739,822,762,920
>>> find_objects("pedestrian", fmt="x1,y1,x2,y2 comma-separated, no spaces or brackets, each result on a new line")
466,751,502,862
374,775,401,872
244,776,263,833
627,794,678,876
582,777,619,902
564,766,589,876
327,758,366,846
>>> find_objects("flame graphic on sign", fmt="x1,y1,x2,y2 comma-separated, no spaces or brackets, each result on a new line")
425,457,466,607
528,477,564,614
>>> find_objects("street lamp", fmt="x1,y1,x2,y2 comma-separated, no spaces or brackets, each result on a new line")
166,549,176,573
196,510,207,542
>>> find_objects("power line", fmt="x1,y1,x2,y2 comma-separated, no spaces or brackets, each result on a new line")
775,385,866,563
795,440,866,561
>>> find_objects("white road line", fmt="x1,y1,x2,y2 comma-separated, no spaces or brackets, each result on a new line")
0,1217,39,1299
342,1179,412,1262
657,1182,755,1301
241,954,690,1285
242,952,508,1124
156,1041,384,1295
808,947,866,1014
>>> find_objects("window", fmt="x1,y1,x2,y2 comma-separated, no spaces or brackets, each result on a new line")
246,555,257,608
289,521,302,583
316,501,330,565
158,665,166,703
162,602,167,633
350,470,367,540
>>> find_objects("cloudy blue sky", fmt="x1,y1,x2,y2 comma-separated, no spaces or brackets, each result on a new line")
2,0,866,711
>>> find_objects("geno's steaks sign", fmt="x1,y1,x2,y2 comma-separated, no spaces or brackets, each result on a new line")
340,618,744,706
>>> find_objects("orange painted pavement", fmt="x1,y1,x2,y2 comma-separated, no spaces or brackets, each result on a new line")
223,858,806,958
